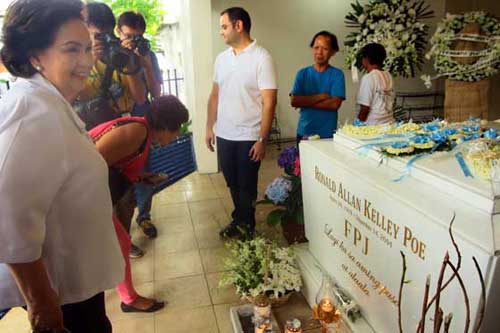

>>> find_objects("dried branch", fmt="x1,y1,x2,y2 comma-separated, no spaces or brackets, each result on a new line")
418,215,461,332
433,252,449,333
444,313,453,333
398,251,407,333
446,261,471,333
420,275,431,333
472,257,486,333
434,308,444,333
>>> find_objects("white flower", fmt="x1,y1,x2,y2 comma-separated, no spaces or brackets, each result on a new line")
395,24,404,32
369,23,376,30
402,33,409,41
409,8,416,17
358,14,366,23
363,28,369,35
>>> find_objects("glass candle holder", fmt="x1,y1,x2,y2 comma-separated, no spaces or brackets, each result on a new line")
285,318,302,333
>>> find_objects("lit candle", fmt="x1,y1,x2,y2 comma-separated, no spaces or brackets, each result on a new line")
320,298,335,313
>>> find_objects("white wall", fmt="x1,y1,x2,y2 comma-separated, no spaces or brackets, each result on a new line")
180,0,218,173
211,0,446,138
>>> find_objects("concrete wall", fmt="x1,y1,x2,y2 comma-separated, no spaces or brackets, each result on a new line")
210,0,446,138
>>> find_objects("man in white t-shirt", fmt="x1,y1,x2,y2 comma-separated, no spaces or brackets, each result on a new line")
356,43,395,125
206,7,278,239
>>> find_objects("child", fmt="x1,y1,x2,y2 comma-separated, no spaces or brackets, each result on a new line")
356,43,395,125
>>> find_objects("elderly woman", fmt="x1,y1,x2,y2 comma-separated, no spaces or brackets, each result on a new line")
0,0,123,332
91,95,189,313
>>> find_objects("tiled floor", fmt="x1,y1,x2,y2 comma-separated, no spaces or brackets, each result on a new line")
0,143,321,333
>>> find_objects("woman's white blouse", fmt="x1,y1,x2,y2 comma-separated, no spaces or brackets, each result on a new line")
0,74,124,308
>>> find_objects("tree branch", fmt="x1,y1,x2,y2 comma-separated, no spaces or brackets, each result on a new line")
398,251,407,333
472,256,486,333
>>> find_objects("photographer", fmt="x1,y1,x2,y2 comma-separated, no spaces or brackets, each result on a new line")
117,11,163,244
118,11,162,105
76,2,146,130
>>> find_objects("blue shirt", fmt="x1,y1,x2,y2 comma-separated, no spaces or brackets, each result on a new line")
291,65,345,138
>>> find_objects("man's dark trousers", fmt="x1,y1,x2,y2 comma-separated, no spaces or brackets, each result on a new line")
217,137,261,232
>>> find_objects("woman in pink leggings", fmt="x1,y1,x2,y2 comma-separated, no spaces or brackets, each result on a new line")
90,95,189,312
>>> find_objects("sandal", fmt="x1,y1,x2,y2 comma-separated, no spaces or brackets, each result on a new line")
120,300,165,313
138,219,158,239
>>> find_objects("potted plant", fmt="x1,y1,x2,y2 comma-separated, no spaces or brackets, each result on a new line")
219,236,302,307
259,147,307,244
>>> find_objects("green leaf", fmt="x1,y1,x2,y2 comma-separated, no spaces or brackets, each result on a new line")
266,209,286,226
256,199,274,205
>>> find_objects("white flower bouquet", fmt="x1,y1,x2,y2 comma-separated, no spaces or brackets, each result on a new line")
423,11,500,85
345,0,434,78
219,237,302,300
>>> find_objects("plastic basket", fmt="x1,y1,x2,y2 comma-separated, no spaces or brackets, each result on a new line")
147,132,197,193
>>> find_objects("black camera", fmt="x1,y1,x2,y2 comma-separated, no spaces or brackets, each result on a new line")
131,35,151,56
94,32,131,71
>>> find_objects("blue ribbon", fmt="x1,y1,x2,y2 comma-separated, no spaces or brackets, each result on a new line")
443,128,458,136
483,128,498,139
430,131,448,144
455,152,473,177
412,135,432,144
393,154,427,182
462,125,480,133
353,119,367,127
461,133,481,142
422,123,440,132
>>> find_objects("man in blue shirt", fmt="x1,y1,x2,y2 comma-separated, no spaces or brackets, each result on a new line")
290,31,345,140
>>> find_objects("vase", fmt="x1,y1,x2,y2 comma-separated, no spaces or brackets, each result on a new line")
281,218,307,245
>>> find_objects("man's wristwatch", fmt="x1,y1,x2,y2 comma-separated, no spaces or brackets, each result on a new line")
257,137,266,143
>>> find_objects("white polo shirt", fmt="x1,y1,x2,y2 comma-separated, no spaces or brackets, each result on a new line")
0,74,124,308
214,40,277,141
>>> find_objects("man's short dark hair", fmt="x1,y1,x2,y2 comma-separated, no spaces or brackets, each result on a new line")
309,31,339,52
118,11,146,32
360,43,387,67
85,2,116,31
220,7,251,34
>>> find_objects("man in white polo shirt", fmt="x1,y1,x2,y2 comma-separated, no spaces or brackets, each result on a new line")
206,7,278,239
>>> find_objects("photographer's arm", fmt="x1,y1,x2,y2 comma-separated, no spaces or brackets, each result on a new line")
142,54,161,99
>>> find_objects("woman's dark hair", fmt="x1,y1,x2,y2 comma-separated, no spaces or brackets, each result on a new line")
360,43,387,67
309,31,339,52
220,7,251,33
145,95,189,132
85,2,115,32
118,11,146,32
1,0,83,78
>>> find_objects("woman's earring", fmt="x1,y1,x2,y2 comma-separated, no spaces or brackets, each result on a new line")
34,65,43,72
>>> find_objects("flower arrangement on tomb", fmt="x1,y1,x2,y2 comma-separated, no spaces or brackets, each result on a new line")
345,0,434,78
219,237,302,301
423,11,500,86
460,135,500,179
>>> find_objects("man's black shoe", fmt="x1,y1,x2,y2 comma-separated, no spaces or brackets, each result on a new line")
219,223,241,239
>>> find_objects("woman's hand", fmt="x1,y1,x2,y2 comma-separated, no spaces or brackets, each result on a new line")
138,172,168,186
7,259,64,331
29,288,64,331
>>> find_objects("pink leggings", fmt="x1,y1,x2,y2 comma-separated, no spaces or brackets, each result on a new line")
112,214,138,304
